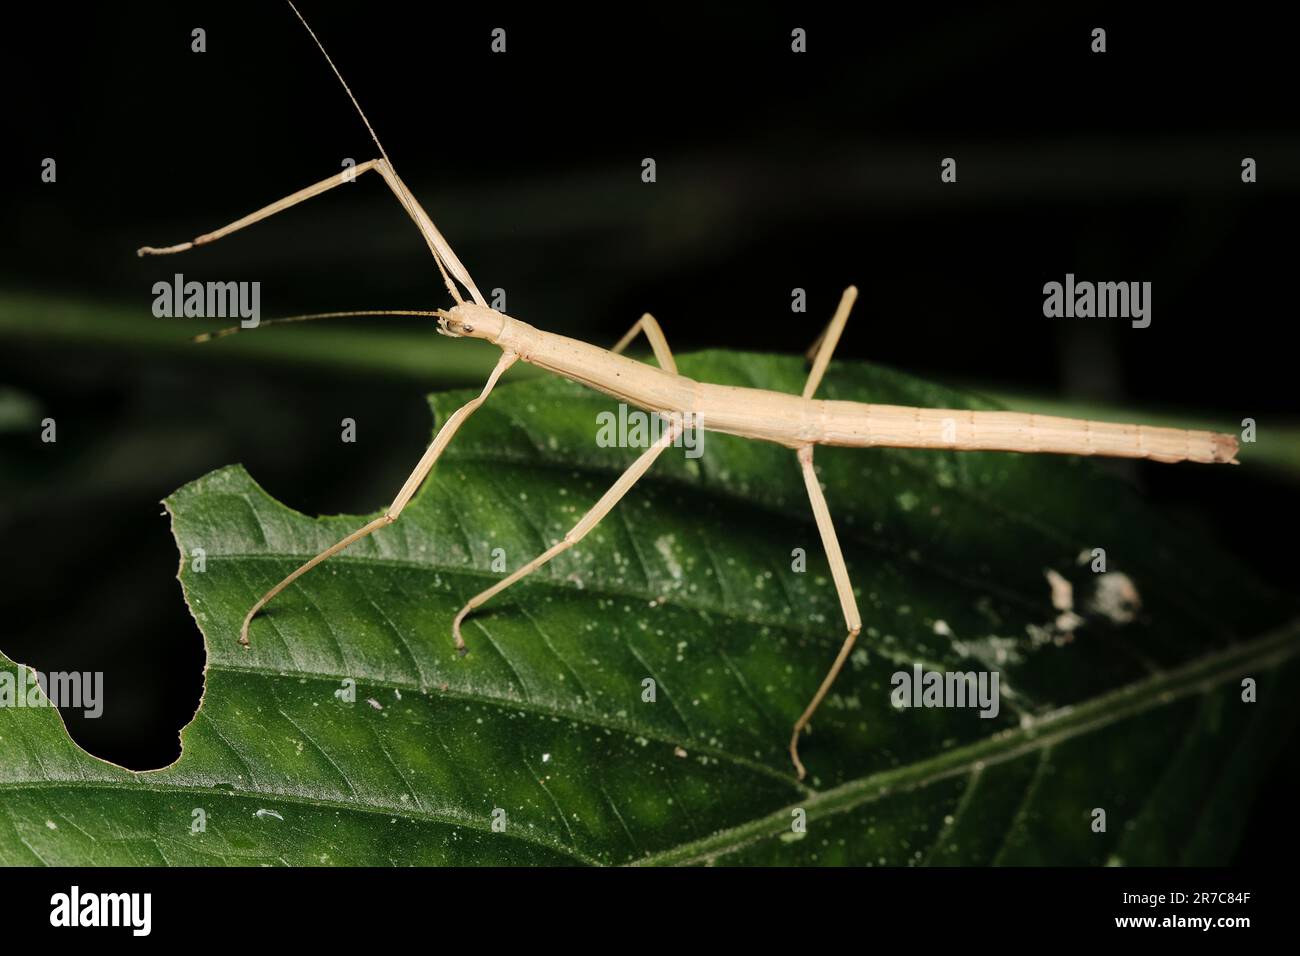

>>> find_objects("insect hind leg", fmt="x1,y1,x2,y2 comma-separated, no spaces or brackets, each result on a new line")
789,444,862,780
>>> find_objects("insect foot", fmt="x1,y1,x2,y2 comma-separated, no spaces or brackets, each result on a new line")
452,605,473,656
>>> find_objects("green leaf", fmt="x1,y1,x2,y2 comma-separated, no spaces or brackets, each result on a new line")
1,352,1296,866
0,386,42,433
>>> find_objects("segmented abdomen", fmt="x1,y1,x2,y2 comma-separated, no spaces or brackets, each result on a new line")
819,403,1239,464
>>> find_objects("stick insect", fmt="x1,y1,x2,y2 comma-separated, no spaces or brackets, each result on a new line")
139,3,1241,780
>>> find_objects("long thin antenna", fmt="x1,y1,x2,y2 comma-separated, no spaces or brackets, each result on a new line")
286,1,391,166
193,309,442,343
282,1,478,306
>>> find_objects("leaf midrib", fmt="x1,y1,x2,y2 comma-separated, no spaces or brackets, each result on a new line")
0,775,597,865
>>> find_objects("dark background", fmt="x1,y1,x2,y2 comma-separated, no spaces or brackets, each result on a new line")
1,2,1295,864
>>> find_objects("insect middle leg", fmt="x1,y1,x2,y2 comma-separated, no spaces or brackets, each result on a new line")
453,419,684,652
610,313,677,374
802,286,859,399
789,444,862,780
239,351,518,647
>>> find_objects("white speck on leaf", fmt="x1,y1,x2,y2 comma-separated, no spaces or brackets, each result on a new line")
654,534,684,581
1088,572,1142,625
1045,569,1073,612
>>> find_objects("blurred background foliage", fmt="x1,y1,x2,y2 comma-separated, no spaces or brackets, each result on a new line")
1,2,1295,862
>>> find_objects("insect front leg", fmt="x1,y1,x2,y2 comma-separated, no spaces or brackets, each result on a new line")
138,158,483,307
